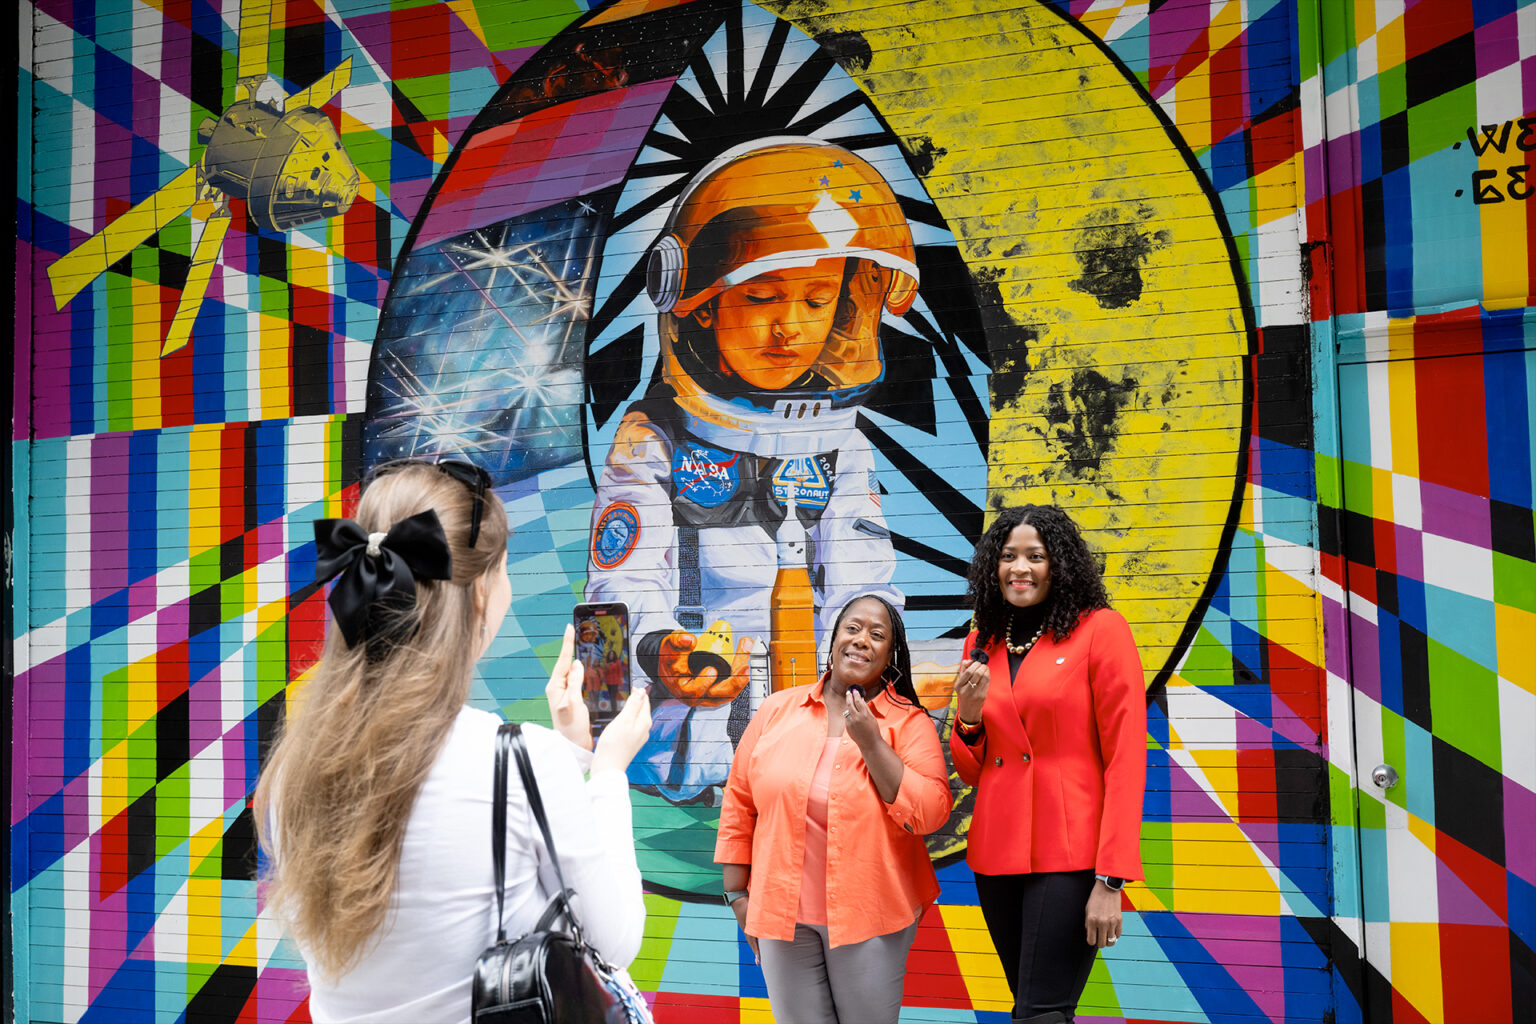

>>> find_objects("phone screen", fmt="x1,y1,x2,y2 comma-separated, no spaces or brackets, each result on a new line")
573,602,630,731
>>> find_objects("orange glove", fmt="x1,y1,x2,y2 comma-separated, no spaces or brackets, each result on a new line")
656,631,755,706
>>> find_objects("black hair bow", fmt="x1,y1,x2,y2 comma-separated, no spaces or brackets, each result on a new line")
314,511,453,646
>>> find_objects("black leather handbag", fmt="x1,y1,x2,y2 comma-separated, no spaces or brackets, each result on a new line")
471,723,650,1024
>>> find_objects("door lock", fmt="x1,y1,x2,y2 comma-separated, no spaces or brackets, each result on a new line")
1371,764,1399,789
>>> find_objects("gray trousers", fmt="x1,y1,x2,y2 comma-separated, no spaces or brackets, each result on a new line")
758,919,920,1024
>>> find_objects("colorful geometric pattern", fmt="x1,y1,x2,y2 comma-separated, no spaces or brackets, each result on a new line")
12,2,1529,1024
1318,313,1536,1024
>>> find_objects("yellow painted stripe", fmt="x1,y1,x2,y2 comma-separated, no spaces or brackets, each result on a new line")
258,312,292,420
188,873,222,964
126,656,158,735
937,904,1013,1010
1168,821,1282,914
1385,347,1420,478
1480,139,1529,309
1210,0,1242,52
188,426,226,556
1496,604,1535,694
101,739,128,823
1391,921,1445,1023
1377,11,1406,71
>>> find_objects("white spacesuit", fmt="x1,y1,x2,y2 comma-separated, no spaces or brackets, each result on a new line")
585,137,919,801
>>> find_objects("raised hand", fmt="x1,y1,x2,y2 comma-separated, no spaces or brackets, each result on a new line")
545,624,592,751
952,656,990,727
592,686,653,776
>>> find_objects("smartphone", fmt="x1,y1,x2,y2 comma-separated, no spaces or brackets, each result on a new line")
573,601,630,733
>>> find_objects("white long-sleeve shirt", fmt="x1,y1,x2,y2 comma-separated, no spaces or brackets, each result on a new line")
298,707,645,1023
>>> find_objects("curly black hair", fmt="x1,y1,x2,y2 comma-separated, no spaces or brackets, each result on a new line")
965,505,1110,649
825,594,921,708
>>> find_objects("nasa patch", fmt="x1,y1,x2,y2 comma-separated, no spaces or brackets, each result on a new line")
592,502,640,569
771,455,833,510
672,442,741,509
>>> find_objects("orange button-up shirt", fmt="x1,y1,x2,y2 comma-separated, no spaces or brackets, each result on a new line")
715,677,951,947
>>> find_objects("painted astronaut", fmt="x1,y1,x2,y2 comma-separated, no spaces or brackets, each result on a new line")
586,138,920,802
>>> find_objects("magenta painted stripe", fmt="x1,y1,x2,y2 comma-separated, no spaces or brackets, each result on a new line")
31,242,76,440
1436,858,1506,927
257,519,286,567
91,434,132,603
88,880,130,1000
1475,13,1520,76
94,115,135,186
128,576,158,623
1505,778,1536,885
16,655,65,821
1420,480,1492,547
10,652,33,824
1347,611,1381,702
1326,129,1363,195
160,9,191,86
251,967,314,1022
1166,759,1227,821
1525,55,1536,119
15,240,34,440
225,721,249,809
188,669,224,758
157,596,191,649
1393,524,1425,581
1321,594,1348,683
1304,144,1327,207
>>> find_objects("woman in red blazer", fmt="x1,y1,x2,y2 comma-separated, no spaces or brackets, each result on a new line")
949,505,1146,1024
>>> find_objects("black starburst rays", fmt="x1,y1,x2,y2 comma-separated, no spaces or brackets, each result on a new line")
582,0,994,634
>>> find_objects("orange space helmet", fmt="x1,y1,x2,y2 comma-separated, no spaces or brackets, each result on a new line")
647,138,919,405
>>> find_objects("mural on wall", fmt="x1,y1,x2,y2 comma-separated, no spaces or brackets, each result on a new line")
18,0,1440,1021
361,0,1254,899
1306,3,1536,1022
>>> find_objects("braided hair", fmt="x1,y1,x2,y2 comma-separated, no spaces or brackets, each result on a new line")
965,505,1110,649
827,594,921,708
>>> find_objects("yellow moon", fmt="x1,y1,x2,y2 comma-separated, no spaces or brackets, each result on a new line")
767,0,1251,686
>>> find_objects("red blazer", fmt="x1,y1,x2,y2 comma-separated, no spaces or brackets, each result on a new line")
950,608,1146,879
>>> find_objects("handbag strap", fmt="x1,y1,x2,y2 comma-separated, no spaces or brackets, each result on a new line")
495,722,592,951
491,722,514,944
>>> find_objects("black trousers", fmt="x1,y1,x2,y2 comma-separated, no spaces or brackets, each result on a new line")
974,870,1100,1022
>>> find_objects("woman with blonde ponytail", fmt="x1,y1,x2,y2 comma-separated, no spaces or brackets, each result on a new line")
255,461,651,1023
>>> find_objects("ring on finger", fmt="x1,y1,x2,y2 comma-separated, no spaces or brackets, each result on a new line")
842,709,851,719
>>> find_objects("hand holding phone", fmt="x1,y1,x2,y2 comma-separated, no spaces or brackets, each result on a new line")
573,602,631,734
544,623,592,751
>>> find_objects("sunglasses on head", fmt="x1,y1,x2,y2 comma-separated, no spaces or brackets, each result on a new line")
368,458,492,548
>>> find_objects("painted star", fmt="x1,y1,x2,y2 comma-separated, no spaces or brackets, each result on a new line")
849,189,862,202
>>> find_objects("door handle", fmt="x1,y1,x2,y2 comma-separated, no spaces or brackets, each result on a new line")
1371,764,1399,789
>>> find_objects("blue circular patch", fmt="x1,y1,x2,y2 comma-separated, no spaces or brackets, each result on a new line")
672,442,741,509
592,502,640,569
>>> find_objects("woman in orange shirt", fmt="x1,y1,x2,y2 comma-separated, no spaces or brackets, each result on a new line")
716,594,951,1023
950,505,1146,1024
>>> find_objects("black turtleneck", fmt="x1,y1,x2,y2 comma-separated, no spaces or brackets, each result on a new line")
1006,604,1048,678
